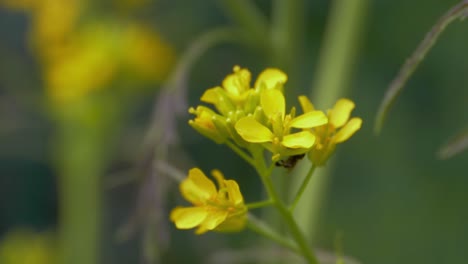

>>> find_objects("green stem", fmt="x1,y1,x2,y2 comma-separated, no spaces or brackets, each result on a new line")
247,214,300,254
154,160,185,183
265,177,318,264
54,96,121,264
437,128,468,160
253,155,318,264
375,0,468,134
59,159,101,264
270,0,305,71
310,0,369,108
291,0,369,244
246,200,274,210
289,164,316,211
56,115,107,264
266,3,306,263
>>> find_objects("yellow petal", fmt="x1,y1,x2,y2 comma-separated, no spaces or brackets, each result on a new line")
195,225,209,234
200,87,221,104
254,68,287,90
211,169,226,189
189,106,219,133
261,89,285,119
281,131,316,148
235,116,274,143
180,168,217,204
298,95,315,113
200,210,229,230
170,207,208,229
215,213,247,232
329,98,355,128
334,117,362,143
289,110,328,128
222,67,251,96
224,180,244,205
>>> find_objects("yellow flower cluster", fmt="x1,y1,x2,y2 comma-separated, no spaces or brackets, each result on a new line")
1,0,175,104
299,96,362,166
170,168,247,234
189,66,362,165
172,66,362,235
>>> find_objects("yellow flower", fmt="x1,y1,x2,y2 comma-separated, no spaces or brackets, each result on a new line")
45,21,176,104
0,0,38,10
121,24,175,82
202,66,252,107
45,23,119,104
299,97,362,166
30,0,82,56
235,89,328,161
170,168,247,234
200,66,287,116
188,106,227,144
190,66,288,147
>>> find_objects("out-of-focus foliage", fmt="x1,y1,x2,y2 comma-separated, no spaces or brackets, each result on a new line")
0,229,56,264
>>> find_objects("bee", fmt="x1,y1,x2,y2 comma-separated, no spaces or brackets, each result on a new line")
275,153,305,169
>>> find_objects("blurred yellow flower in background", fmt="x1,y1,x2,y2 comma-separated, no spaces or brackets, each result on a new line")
170,168,247,234
30,0,82,52
0,0,82,54
45,23,120,104
0,0,37,10
1,0,176,105
299,97,362,166
121,24,176,82
0,229,56,264
44,21,175,104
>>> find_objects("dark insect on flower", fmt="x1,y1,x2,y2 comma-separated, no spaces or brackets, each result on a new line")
275,154,305,169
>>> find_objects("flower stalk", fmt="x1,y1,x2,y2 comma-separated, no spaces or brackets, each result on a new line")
289,164,316,211
252,153,318,264
172,66,362,264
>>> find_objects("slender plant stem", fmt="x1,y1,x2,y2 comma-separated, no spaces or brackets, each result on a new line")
289,165,316,211
155,160,185,183
375,0,468,134
247,214,300,254
59,155,101,264
246,200,274,210
290,0,369,244
267,4,306,264
437,128,468,160
56,106,112,264
253,154,318,264
271,0,305,71
264,176,318,264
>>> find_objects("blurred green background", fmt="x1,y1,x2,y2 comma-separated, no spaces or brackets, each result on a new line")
0,0,467,263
